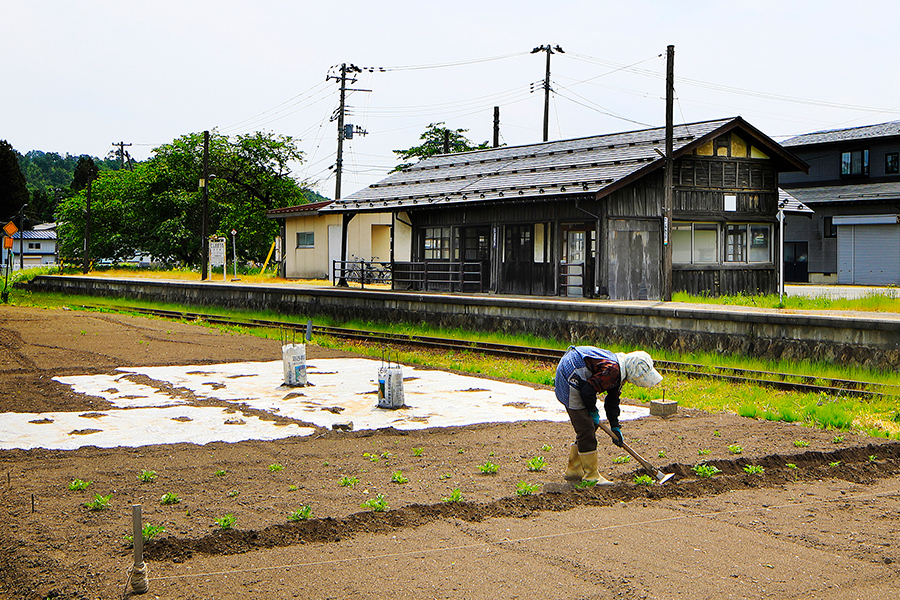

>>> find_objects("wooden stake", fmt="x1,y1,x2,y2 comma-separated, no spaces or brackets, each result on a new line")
131,504,149,594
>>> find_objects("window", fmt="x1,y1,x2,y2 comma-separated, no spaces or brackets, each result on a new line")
28,242,41,250
673,222,772,265
886,152,899,175
823,216,837,238
841,149,869,176
296,231,314,248
671,223,718,264
424,227,450,260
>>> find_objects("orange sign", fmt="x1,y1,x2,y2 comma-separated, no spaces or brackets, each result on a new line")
2,221,17,237
3,236,12,249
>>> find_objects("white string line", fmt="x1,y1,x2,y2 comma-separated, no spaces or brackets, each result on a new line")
151,487,900,582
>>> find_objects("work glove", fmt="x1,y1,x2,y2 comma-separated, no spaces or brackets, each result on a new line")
611,426,624,447
588,409,600,427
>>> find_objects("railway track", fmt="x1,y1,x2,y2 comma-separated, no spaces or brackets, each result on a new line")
82,304,898,400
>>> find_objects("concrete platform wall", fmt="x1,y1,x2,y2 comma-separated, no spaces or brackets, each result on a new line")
27,275,900,370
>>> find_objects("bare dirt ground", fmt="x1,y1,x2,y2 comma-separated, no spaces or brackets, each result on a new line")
1,304,899,600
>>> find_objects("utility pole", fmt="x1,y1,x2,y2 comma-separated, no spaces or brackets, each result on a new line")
201,130,210,280
112,141,133,171
662,44,675,301
493,106,500,148
83,180,91,274
18,204,27,272
531,45,563,142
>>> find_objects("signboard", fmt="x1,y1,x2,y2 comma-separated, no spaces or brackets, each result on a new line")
3,222,17,237
209,240,226,266
3,237,12,250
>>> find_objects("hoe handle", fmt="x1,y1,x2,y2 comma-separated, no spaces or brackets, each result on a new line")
596,420,660,477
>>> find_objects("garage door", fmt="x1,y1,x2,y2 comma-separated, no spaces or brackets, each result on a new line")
837,224,900,285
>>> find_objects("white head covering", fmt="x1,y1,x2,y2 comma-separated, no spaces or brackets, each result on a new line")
615,351,663,388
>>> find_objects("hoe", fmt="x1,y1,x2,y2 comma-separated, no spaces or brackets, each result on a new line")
597,420,675,484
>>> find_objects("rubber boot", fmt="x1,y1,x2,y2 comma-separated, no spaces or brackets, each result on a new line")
579,450,613,485
564,444,583,481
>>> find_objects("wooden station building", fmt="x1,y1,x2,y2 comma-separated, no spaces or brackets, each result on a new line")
321,117,808,300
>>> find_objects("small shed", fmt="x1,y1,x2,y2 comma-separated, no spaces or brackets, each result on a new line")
321,117,807,299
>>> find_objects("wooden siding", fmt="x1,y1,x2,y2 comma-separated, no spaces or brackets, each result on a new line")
409,194,600,227
673,266,776,296
677,158,777,191
604,170,663,218
674,190,778,216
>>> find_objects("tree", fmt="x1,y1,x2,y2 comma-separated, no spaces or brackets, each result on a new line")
0,140,29,222
71,156,100,193
391,123,489,172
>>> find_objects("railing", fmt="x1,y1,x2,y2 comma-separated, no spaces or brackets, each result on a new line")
559,262,584,297
332,259,392,289
392,261,484,292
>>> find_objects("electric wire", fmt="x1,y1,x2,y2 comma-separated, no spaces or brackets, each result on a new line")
370,51,530,72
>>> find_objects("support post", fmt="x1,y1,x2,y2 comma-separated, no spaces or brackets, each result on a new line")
662,44,675,301
493,106,500,148
201,130,210,280
131,504,149,594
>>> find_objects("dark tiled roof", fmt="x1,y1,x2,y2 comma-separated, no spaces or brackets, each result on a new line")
781,181,900,204
782,121,900,147
325,119,740,212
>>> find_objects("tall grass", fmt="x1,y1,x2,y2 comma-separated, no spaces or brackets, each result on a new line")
673,290,900,313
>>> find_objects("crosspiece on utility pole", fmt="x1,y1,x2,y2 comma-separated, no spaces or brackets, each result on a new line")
326,63,371,201
111,141,133,171
531,45,564,142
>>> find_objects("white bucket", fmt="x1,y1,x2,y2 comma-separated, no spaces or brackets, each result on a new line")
282,343,307,387
376,366,404,409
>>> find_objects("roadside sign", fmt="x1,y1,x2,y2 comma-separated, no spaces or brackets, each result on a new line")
3,237,12,249
209,240,226,266
3,222,17,237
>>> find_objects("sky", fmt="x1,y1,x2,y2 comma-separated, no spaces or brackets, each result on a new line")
3,1,899,199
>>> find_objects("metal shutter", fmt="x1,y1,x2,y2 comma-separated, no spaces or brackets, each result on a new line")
837,224,900,285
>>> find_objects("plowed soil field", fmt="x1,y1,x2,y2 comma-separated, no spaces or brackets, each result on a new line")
1,305,898,600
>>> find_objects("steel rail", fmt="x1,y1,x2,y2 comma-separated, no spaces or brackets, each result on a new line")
81,304,897,400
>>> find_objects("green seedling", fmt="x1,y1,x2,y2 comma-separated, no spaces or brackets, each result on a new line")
380,451,392,459
227,489,239,498
713,430,721,437
68,479,91,491
575,480,598,488
526,456,546,472
457,448,465,454
215,513,236,530
288,506,313,522
658,450,667,459
743,464,764,475
728,445,744,455
442,488,463,502
160,492,180,505
692,464,721,478
612,455,631,464
340,476,360,488
440,473,453,480
540,444,553,452
516,481,540,496
869,455,877,463
268,463,284,472
361,494,388,512
138,470,157,483
362,452,380,463
124,523,166,546
84,493,111,511
785,463,798,469
214,469,226,477
478,462,499,474
391,470,409,484
412,447,424,457
833,435,845,444
793,440,810,448
633,474,654,486
698,449,711,456
829,461,841,468
288,484,298,491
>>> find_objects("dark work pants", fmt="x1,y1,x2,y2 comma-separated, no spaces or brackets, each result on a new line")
566,407,597,453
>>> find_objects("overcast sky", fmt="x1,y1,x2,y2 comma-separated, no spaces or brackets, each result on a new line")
3,1,899,199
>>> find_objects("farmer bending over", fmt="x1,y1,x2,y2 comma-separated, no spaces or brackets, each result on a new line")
555,346,663,485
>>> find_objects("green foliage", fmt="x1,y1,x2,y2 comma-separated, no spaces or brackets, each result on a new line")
833,435,845,443
869,455,877,462
340,476,360,488
288,506,313,521
692,464,721,478
829,461,841,468
442,488,463,502
412,447,424,457
612,455,631,464
793,440,810,448
391,470,409,484
575,479,598,488
361,494,388,512
0,140,30,221
743,464,764,475
84,493,111,511
540,444,553,452
68,478,91,491
658,450,667,459
160,492,180,505
785,463,798,469
391,123,490,172
214,469,226,477
526,456,546,472
215,514,236,530
515,481,540,496
268,463,283,472
138,470,157,483
227,490,239,498
728,445,744,455
478,462,499,474
698,449,711,456
633,474,654,486
125,523,166,546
